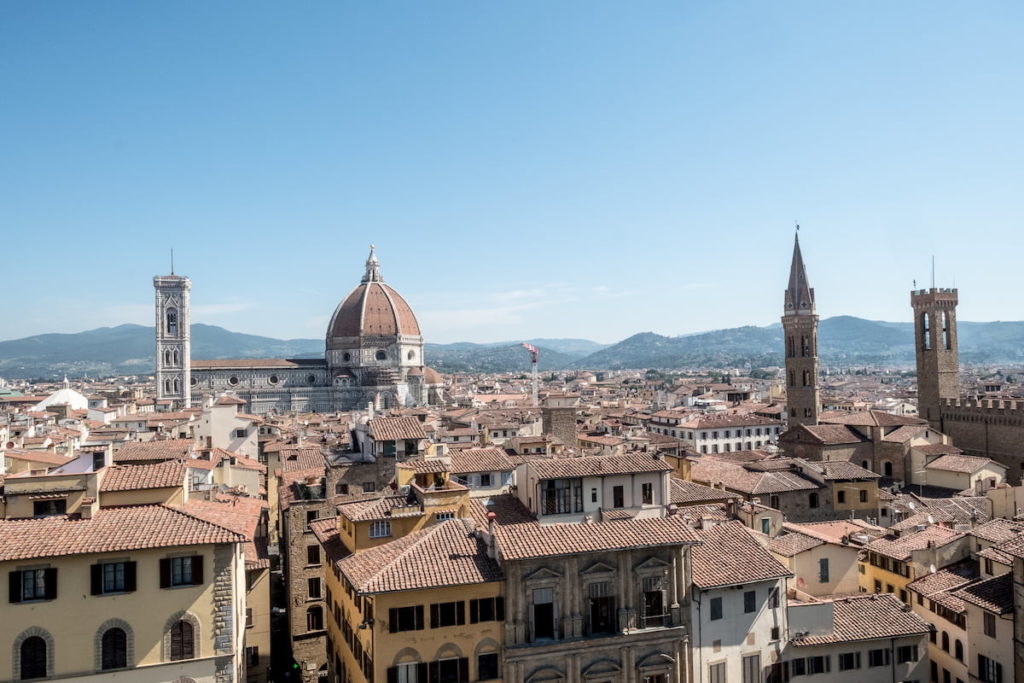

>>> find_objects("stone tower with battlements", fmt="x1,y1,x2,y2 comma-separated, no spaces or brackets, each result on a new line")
154,273,191,408
782,233,820,427
912,287,959,430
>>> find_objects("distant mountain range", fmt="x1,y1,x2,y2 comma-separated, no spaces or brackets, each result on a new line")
1,317,1023,379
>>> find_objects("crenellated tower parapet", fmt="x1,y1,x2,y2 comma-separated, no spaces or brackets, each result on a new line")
912,288,959,430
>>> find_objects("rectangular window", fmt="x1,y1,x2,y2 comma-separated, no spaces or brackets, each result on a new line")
896,645,918,664
307,545,321,565
246,607,253,628
744,589,756,613
868,648,890,667
480,473,492,487
235,428,247,438
306,510,318,526
807,656,829,674
90,561,137,595
642,482,654,505
860,489,868,503
478,653,499,680
430,600,466,628
32,499,67,517
710,596,723,620
362,481,375,493
587,581,616,635
532,588,555,640
542,478,583,514
819,558,829,583
388,605,425,632
613,485,625,508
761,517,771,535
984,611,997,637
742,653,761,683
161,556,203,588
435,511,455,522
10,568,57,602
978,654,1003,683
838,652,860,671
470,597,505,624
370,520,392,538
709,662,727,683
769,587,779,608
790,658,806,676
308,577,321,599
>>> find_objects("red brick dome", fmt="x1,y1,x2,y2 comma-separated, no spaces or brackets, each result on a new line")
326,247,422,339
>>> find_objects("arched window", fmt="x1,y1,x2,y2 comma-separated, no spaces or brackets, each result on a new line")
861,460,870,471
375,350,387,361
809,492,819,509
954,639,963,661
172,349,179,365
800,336,809,357
883,461,893,477
20,636,47,680
169,620,194,661
172,378,179,393
101,628,127,670
407,350,416,360
164,349,172,365
941,631,949,652
921,312,931,350
788,371,795,387
307,605,323,631
787,336,795,358
166,308,178,335
164,379,172,393
802,370,810,386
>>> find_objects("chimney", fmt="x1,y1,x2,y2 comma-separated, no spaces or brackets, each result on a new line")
367,402,375,420
486,512,498,559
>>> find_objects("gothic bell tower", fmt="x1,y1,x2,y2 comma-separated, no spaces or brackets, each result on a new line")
782,232,820,427
154,273,191,408
911,287,959,430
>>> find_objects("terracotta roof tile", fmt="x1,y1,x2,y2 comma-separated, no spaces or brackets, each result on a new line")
99,460,187,492
0,505,243,561
692,521,791,587
335,520,499,594
529,452,672,480
494,514,699,561
791,594,929,645
369,416,427,441
113,439,193,463
926,454,998,474
954,573,1013,614
450,447,515,474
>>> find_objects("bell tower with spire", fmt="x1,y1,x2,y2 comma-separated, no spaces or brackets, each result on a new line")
154,272,191,409
782,232,820,427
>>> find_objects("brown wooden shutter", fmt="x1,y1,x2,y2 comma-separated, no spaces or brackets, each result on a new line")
388,608,398,633
496,596,505,621
430,603,439,629
456,601,465,625
9,571,22,603
417,662,428,682
191,555,204,585
43,568,57,600
159,558,171,588
386,667,398,683
124,561,137,592
91,564,103,595
458,657,469,682
415,605,424,630
469,599,479,624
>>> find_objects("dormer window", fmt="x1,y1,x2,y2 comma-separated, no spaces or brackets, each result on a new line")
33,499,66,517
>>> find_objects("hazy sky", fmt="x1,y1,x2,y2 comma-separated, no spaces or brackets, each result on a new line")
3,2,1022,344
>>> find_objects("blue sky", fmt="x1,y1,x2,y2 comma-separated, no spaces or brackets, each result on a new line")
2,2,1022,344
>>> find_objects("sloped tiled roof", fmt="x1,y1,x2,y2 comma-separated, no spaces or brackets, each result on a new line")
99,460,187,492
369,416,427,441
493,512,699,561
955,573,1013,614
791,594,929,645
450,447,514,474
769,532,824,558
113,439,193,463
865,525,963,562
692,521,791,588
926,454,999,474
181,497,269,568
335,519,500,594
669,478,737,505
530,453,672,480
0,505,243,561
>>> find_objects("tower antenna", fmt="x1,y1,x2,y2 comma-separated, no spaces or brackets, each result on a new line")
931,255,935,289
171,248,175,275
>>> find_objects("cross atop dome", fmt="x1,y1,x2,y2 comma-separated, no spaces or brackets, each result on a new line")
363,244,383,283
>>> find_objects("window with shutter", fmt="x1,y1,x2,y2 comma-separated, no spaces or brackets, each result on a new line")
169,620,194,661
101,627,128,670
